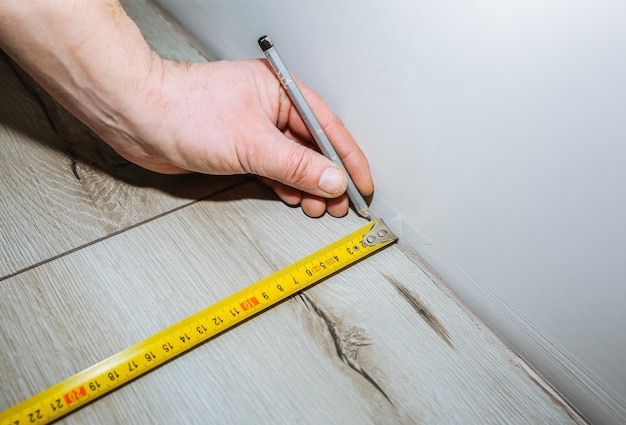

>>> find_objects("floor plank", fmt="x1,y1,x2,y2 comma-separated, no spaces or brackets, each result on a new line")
0,0,243,278
0,181,579,424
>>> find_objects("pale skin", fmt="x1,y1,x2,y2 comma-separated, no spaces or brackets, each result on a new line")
0,0,373,218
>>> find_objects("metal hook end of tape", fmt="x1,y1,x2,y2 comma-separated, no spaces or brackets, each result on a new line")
363,219,398,247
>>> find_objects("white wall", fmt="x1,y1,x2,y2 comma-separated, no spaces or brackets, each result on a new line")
152,1,626,423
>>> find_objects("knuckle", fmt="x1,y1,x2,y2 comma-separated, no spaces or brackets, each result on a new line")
283,149,315,188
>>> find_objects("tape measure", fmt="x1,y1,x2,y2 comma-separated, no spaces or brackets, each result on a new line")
1,219,397,425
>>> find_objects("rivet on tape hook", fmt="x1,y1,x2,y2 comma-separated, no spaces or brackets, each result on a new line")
363,219,398,247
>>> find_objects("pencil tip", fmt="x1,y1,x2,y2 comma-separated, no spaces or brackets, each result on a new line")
358,208,373,221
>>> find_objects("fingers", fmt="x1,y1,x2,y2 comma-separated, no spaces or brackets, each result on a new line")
284,78,375,198
246,72,372,217
258,177,302,206
244,123,349,198
324,195,350,217
320,113,374,197
259,177,350,218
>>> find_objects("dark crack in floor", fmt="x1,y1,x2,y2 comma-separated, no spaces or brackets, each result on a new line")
300,293,393,405
383,273,454,349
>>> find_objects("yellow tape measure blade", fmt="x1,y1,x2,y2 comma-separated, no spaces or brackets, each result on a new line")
0,219,397,425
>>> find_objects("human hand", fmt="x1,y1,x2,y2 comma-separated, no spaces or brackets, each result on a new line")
0,0,373,217
111,58,373,217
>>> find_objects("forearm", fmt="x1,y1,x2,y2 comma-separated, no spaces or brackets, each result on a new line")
0,0,157,143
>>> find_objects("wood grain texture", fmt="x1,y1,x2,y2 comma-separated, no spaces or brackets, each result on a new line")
0,181,581,424
0,0,244,278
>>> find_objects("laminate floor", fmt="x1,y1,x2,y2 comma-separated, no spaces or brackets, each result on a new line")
0,1,583,424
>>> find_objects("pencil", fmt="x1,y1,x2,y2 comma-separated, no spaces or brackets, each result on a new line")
258,35,371,220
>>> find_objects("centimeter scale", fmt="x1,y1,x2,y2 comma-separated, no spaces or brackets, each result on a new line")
1,219,397,425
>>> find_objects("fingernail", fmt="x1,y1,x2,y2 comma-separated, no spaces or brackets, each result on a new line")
318,167,346,195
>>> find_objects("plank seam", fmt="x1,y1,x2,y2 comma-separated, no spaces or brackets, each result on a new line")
0,178,253,282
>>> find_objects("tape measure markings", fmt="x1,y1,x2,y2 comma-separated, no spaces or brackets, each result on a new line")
0,219,396,425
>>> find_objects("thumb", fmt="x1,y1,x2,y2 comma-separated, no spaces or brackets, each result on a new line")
249,131,348,198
